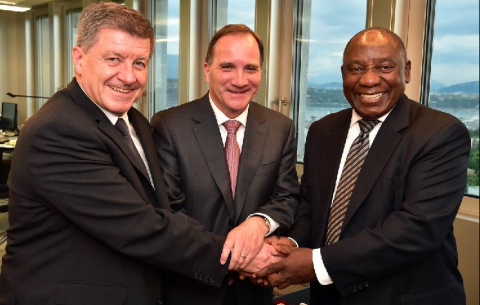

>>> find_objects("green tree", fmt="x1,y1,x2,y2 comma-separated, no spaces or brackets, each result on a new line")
469,148,479,173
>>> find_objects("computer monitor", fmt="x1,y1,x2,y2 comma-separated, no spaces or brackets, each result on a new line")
0,102,18,132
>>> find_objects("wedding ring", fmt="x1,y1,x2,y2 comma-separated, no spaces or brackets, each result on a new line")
240,254,247,258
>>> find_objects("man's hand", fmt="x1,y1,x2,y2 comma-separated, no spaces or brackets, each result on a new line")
254,246,316,289
220,216,269,269
265,235,297,247
235,243,282,276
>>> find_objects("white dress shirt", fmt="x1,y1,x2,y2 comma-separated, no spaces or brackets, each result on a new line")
313,109,391,285
209,96,279,235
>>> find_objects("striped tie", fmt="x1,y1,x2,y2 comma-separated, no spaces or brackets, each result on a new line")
325,119,380,245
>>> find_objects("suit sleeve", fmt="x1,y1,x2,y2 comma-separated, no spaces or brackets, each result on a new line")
24,116,228,287
321,120,471,297
286,123,314,246
151,112,191,214
255,120,300,232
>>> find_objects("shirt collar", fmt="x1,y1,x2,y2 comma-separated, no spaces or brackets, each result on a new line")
209,95,249,127
77,81,129,125
349,107,392,127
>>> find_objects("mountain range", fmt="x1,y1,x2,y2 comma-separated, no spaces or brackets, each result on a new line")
307,80,479,94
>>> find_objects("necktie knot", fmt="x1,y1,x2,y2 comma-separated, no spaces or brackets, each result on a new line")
223,120,241,135
115,118,130,137
358,119,380,136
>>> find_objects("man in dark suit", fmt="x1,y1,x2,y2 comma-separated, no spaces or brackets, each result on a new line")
151,24,299,305
0,4,274,305
256,27,470,305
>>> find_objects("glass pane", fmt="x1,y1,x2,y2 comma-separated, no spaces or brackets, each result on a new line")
36,15,51,106
294,0,366,161
66,8,81,83
153,0,180,111
429,0,479,197
215,0,256,31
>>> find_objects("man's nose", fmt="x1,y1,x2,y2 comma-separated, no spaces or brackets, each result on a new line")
359,68,382,87
231,69,248,87
117,63,136,84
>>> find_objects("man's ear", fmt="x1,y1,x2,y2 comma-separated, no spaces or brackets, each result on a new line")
72,46,84,76
404,60,412,84
203,62,211,83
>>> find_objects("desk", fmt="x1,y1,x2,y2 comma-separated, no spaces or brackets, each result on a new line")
0,143,13,210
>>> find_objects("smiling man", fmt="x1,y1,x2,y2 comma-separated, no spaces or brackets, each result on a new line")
0,4,280,305
255,27,470,305
151,24,299,305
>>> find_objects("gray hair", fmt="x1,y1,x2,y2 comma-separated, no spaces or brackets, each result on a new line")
76,2,155,57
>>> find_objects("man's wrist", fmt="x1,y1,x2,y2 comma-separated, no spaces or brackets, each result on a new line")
247,213,279,236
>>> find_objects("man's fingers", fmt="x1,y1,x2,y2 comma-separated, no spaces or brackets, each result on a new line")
254,262,282,279
271,243,295,256
221,239,235,265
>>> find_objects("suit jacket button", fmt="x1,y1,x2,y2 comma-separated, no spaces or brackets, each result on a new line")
194,273,198,279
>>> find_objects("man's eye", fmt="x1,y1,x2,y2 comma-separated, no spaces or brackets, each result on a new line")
134,61,146,70
380,65,394,72
349,67,364,74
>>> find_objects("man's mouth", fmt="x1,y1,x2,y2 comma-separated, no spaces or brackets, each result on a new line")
360,93,384,100
227,88,249,95
109,85,133,94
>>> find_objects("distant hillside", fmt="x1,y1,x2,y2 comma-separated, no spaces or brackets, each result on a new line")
307,80,478,95
436,81,479,94
308,82,343,90
430,80,447,91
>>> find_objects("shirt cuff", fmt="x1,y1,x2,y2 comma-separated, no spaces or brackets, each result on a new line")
287,237,299,247
312,248,333,285
248,213,280,236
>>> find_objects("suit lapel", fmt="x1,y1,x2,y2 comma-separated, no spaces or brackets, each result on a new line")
342,96,410,231
128,111,156,184
316,110,351,246
234,103,267,223
96,111,151,186
192,96,236,221
67,79,156,204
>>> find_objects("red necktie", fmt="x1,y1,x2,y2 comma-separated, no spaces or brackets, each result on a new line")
223,120,241,199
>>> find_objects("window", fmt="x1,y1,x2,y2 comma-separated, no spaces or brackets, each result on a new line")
213,0,256,32
292,0,367,161
36,15,51,107
427,0,479,197
66,8,81,83
151,0,180,112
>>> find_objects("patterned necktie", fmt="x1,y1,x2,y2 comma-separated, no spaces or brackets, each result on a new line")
115,118,149,178
223,120,242,199
325,119,380,245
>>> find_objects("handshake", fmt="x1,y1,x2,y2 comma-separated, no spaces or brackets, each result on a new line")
218,216,317,289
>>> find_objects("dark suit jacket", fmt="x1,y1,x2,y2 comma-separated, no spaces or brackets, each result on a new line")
291,95,469,305
0,79,228,305
151,93,299,305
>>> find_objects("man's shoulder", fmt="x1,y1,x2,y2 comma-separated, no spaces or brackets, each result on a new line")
400,97,467,135
249,102,294,126
151,95,209,123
